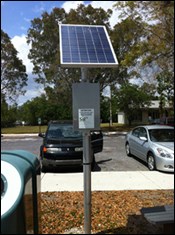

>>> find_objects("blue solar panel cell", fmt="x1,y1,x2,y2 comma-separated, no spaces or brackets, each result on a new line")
60,24,118,67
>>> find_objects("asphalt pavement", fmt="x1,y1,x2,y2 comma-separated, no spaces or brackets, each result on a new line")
2,133,174,192
38,131,173,193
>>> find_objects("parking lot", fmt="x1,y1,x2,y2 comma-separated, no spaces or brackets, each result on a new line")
94,133,148,171
1,133,148,172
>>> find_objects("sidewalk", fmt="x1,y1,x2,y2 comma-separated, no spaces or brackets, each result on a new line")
41,171,174,192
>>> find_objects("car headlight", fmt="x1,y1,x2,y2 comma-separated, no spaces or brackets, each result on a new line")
75,147,83,151
44,147,62,152
157,148,174,159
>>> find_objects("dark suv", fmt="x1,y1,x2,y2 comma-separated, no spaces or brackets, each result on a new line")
39,120,103,172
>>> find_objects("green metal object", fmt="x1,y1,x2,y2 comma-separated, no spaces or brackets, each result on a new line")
1,150,41,234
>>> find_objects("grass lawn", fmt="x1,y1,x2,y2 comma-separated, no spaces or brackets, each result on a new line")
1,123,135,134
1,125,47,134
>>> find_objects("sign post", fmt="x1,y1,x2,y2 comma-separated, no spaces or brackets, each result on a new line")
82,130,91,234
38,118,41,133
60,24,118,234
72,73,100,234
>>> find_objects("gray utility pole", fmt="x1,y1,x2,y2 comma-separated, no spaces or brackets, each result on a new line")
60,23,118,235
81,67,91,234
109,85,112,127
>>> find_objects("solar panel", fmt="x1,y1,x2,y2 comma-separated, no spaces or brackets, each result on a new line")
59,24,118,67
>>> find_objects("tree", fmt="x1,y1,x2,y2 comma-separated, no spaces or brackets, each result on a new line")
100,96,111,123
27,4,113,83
110,16,148,83
18,93,72,125
113,83,153,125
26,4,121,122
1,94,18,127
114,1,174,72
26,2,174,123
18,95,49,125
112,2,174,117
26,5,115,98
156,71,174,117
1,30,28,102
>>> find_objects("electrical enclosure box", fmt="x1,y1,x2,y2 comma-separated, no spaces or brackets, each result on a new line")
72,82,100,130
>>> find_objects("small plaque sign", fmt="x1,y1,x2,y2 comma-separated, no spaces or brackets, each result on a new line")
79,109,94,129
38,118,41,125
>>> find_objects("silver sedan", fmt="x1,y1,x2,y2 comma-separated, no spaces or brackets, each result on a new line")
125,125,174,172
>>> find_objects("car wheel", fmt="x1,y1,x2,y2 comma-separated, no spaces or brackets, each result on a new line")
125,142,131,156
147,153,156,171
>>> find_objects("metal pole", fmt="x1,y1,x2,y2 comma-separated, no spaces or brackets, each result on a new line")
81,67,88,82
81,67,91,234
83,131,91,234
109,85,112,127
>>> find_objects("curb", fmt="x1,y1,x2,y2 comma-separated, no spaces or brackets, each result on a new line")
103,131,127,135
2,131,128,137
1,133,39,137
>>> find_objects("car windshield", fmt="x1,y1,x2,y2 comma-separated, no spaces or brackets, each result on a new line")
149,129,174,142
47,124,82,139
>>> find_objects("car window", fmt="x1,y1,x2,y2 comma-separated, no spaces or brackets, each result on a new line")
46,123,82,139
139,127,147,138
149,129,174,142
62,126,82,138
132,128,140,138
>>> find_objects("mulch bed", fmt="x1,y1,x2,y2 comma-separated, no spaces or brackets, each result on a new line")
40,189,174,234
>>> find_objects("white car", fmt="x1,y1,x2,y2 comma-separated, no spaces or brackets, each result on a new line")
125,125,174,172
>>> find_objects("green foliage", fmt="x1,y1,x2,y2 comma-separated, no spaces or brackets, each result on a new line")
67,4,112,28
113,83,153,125
2,2,172,126
100,96,110,123
114,1,174,72
26,4,117,105
1,96,18,127
18,94,72,125
1,30,28,102
156,71,174,115
26,4,112,86
156,71,174,101
111,1,174,119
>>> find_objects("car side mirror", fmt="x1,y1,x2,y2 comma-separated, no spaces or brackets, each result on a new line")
139,136,147,141
38,133,45,138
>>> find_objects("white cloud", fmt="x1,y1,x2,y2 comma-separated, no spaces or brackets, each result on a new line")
17,87,45,106
20,26,27,31
24,17,31,22
61,1,84,13
32,1,46,13
11,35,33,74
11,35,44,105
61,1,121,28
90,1,121,28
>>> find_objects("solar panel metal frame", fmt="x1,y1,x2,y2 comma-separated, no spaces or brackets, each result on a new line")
59,24,118,68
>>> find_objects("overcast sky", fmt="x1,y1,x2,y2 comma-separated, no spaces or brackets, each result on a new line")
1,1,120,105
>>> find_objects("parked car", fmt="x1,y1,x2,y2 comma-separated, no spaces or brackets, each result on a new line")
39,120,103,172
152,117,174,126
125,125,174,172
165,117,174,127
